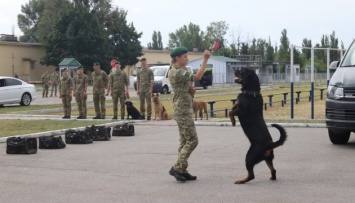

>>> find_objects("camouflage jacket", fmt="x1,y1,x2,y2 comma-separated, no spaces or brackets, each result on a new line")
92,70,108,94
50,73,60,85
137,68,154,92
74,73,88,94
41,73,50,85
59,76,73,96
109,70,129,92
168,65,195,116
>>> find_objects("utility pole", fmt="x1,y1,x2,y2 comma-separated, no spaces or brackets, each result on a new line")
12,53,14,76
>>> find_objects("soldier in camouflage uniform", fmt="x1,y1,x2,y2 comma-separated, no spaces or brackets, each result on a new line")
136,58,154,120
109,61,130,119
168,47,211,182
74,66,88,119
59,69,73,119
50,71,60,97
41,70,50,98
92,62,108,119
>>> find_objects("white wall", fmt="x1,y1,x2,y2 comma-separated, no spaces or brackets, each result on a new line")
188,58,227,84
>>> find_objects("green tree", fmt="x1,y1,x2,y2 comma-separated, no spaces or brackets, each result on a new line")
302,38,312,60
278,29,290,62
265,37,274,61
157,31,163,50
17,0,46,42
105,8,143,68
204,21,229,55
41,3,112,72
168,23,204,51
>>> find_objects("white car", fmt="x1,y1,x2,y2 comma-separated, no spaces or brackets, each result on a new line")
0,76,37,107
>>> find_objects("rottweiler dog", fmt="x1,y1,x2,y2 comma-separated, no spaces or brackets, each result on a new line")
124,101,142,119
193,101,208,121
232,68,287,184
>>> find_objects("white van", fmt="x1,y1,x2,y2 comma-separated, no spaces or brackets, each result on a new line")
134,65,193,94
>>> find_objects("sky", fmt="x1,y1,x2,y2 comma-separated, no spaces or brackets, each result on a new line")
1,0,354,49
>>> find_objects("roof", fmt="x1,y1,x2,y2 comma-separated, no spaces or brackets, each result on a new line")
188,55,239,63
58,58,81,67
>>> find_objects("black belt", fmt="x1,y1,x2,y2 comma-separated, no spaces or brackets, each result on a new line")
241,91,261,97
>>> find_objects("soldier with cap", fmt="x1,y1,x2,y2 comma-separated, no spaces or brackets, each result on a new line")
168,47,211,182
41,70,50,98
136,58,154,120
106,59,117,96
74,66,88,119
92,62,108,119
59,68,73,119
109,61,130,119
50,70,60,97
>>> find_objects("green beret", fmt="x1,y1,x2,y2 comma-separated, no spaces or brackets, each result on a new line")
61,68,67,72
115,61,120,65
140,58,146,62
77,66,83,69
170,47,188,57
93,62,100,66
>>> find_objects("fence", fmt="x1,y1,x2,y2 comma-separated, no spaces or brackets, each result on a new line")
206,87,327,118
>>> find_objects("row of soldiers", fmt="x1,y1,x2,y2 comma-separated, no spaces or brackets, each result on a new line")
57,60,132,119
41,70,60,98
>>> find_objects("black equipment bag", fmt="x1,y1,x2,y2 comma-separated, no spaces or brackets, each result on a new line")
86,125,111,141
112,123,135,136
65,129,93,144
39,135,66,149
6,137,37,154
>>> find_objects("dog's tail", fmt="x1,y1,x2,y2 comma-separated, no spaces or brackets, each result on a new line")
267,124,287,150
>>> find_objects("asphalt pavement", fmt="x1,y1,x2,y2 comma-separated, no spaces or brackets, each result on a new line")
1,85,355,202
1,125,355,203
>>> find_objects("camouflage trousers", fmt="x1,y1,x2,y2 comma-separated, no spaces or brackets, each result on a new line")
61,95,72,117
173,115,198,173
93,92,106,117
42,84,49,97
50,84,57,96
112,91,126,117
75,93,87,117
139,90,152,116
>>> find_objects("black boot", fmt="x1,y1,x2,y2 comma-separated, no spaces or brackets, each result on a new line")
169,167,186,182
181,172,197,181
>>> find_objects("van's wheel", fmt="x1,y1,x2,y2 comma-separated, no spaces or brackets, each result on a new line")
20,93,32,106
328,130,350,145
203,86,208,89
162,86,169,94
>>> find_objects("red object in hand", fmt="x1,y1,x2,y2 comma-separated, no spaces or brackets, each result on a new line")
212,41,219,51
110,59,116,68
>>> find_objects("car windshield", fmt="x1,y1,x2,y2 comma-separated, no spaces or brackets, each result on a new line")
151,67,167,76
341,40,355,67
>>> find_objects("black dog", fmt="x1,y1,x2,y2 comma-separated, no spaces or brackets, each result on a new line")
124,101,141,119
233,68,287,184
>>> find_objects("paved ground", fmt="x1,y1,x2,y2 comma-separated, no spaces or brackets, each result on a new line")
2,85,354,202
1,124,355,203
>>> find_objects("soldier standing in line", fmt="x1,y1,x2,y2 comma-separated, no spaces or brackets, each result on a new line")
59,68,73,119
74,66,88,119
92,62,108,119
136,58,154,120
106,59,116,96
41,70,50,98
50,70,60,97
168,47,211,182
109,61,130,119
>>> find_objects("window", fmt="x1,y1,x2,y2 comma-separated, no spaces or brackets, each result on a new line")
30,60,35,70
5,78,22,86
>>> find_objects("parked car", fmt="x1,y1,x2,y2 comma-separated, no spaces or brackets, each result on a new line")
0,76,37,107
134,66,194,94
326,38,355,144
193,68,213,89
